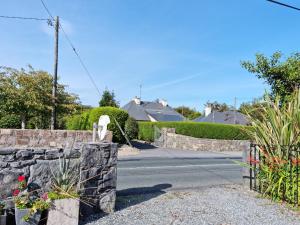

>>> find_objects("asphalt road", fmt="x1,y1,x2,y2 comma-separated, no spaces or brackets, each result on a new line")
117,151,243,195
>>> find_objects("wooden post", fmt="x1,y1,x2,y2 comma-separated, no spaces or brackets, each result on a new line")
51,16,59,130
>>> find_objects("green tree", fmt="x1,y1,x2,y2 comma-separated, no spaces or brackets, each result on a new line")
239,97,266,122
124,117,139,140
99,89,119,108
205,101,233,112
241,52,300,102
0,66,80,129
174,106,201,120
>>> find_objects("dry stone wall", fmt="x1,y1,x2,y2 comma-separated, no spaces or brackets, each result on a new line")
156,128,250,152
0,142,117,215
0,129,112,149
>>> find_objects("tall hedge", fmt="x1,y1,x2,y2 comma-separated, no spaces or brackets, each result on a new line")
66,110,90,130
66,107,129,143
138,121,251,142
0,114,21,129
88,107,128,143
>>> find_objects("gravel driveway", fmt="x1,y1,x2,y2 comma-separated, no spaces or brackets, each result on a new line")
81,185,300,225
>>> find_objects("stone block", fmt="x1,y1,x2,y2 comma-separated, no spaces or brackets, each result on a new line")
0,148,17,155
0,169,21,196
16,150,33,160
10,160,36,168
0,155,15,162
0,162,8,168
99,190,116,213
47,198,79,225
16,137,30,146
0,129,12,135
45,149,63,160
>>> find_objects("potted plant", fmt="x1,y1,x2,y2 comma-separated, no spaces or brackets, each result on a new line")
14,176,50,225
47,157,80,225
0,199,6,225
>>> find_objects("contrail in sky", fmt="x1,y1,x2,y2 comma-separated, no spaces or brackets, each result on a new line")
144,73,204,91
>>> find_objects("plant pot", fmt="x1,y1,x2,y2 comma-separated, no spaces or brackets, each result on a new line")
47,198,79,225
0,212,7,225
15,208,41,225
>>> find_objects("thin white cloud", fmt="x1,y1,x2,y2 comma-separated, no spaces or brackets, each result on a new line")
143,73,205,91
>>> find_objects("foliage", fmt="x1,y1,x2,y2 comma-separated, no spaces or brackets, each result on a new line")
99,89,119,108
239,97,267,122
50,157,79,199
241,52,300,102
66,110,90,130
246,91,300,147
138,121,250,142
13,176,50,221
0,114,21,128
246,90,300,205
0,66,80,129
174,106,201,120
0,199,5,215
124,117,139,140
89,107,129,143
205,101,234,112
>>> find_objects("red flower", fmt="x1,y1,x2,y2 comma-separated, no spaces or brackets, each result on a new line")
247,156,260,165
292,158,300,165
41,193,48,200
13,189,20,196
18,176,25,182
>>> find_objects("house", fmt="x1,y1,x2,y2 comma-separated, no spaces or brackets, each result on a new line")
194,106,249,125
122,97,185,122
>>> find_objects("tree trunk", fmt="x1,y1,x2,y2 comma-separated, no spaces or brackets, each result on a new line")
21,115,25,130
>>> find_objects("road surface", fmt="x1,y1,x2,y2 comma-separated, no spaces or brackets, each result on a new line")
117,146,243,195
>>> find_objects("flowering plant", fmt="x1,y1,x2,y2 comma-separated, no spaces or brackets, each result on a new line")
0,199,5,215
13,175,51,221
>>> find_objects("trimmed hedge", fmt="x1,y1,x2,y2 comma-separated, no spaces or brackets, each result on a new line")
66,110,90,130
66,107,129,143
125,117,139,140
138,121,251,142
0,114,21,129
89,107,128,143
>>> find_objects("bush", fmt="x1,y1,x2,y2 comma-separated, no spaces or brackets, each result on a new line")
88,107,128,143
66,111,90,130
125,117,139,140
0,114,21,128
138,121,251,142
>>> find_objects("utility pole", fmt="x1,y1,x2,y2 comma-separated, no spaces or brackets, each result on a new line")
51,16,59,130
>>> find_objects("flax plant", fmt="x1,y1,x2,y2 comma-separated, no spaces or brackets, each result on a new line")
245,90,300,204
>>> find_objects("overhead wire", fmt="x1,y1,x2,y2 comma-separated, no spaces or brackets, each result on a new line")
0,15,51,21
40,0,102,96
266,0,300,11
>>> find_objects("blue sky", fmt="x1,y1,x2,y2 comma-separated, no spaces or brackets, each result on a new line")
0,0,299,111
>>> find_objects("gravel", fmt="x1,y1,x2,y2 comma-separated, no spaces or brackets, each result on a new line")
81,185,300,225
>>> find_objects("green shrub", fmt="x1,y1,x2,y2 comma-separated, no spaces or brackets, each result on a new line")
0,114,21,128
138,121,251,142
89,107,128,143
125,117,139,140
66,111,90,130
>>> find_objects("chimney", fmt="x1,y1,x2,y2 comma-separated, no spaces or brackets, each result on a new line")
204,106,212,117
133,96,141,105
159,99,168,107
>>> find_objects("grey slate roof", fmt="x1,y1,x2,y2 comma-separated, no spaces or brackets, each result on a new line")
193,111,249,125
122,100,185,122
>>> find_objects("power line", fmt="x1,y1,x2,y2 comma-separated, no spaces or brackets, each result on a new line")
40,0,101,96
267,0,300,11
0,15,51,21
40,0,55,20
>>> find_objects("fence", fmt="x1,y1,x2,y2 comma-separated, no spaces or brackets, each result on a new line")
249,144,300,206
